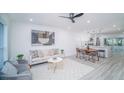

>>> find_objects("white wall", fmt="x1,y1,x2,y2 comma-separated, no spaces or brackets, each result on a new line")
74,31,90,47
9,22,78,60
101,33,124,38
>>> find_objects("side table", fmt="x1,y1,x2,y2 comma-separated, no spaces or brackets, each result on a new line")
48,57,64,73
17,60,31,68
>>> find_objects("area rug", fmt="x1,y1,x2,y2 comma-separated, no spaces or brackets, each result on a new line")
30,58,94,80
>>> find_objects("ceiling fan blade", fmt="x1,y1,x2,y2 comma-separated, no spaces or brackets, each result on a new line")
74,13,84,18
71,19,75,23
59,16,70,19
72,20,75,23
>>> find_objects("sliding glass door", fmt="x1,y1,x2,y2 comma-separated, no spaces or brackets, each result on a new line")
0,23,4,69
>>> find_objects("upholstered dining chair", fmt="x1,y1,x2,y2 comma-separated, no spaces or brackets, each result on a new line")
80,49,87,59
83,50,91,61
88,51,99,63
76,48,81,59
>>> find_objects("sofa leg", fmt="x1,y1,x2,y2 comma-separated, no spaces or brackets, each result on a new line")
29,65,31,68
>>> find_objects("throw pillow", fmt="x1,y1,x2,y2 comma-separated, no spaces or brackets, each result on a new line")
54,49,60,55
47,49,54,56
38,50,44,58
1,62,18,75
30,50,39,59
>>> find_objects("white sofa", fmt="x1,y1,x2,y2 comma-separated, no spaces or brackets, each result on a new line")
29,49,64,66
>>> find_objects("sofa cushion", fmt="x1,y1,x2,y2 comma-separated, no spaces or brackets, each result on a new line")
41,50,49,57
32,57,47,62
38,50,44,57
46,49,54,56
53,49,60,55
1,62,18,75
0,71,4,75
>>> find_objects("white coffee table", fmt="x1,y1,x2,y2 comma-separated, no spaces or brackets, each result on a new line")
48,57,63,72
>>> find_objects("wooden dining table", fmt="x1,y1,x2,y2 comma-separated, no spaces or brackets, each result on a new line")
82,48,97,53
76,48,99,62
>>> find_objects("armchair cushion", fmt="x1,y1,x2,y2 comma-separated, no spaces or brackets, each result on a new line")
0,61,32,80
1,62,18,75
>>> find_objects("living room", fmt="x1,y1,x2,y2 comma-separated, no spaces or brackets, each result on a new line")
1,13,124,80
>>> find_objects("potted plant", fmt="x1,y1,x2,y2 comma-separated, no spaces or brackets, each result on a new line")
16,54,24,61
61,49,64,54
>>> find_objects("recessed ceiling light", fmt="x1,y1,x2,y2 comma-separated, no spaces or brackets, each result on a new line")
113,24,116,27
87,20,91,23
29,18,33,22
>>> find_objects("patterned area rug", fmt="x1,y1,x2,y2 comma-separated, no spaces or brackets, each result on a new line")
31,58,94,80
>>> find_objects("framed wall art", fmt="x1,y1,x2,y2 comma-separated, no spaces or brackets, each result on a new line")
31,30,55,45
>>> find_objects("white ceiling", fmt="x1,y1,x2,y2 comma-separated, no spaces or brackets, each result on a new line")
7,13,124,34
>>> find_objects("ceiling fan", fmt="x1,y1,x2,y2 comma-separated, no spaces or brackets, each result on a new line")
59,13,84,23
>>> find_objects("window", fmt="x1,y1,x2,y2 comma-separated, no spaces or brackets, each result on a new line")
104,38,124,46
0,22,4,68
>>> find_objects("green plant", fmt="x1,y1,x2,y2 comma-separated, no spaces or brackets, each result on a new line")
61,49,64,51
61,49,64,54
16,54,24,60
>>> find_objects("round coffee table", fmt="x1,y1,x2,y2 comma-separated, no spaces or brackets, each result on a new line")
48,57,63,72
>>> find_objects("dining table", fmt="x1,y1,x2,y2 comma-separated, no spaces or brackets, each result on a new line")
77,48,99,62
82,48,97,53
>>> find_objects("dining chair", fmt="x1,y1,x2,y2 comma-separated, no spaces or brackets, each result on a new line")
76,48,81,59
80,49,87,59
83,50,90,61
88,51,99,62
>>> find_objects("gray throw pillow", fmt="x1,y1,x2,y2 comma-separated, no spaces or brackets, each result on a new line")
30,50,39,59
1,62,18,75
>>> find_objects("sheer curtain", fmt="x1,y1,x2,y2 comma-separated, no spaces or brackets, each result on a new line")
0,22,4,69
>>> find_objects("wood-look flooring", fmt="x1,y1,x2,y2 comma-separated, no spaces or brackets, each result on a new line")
80,54,124,80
